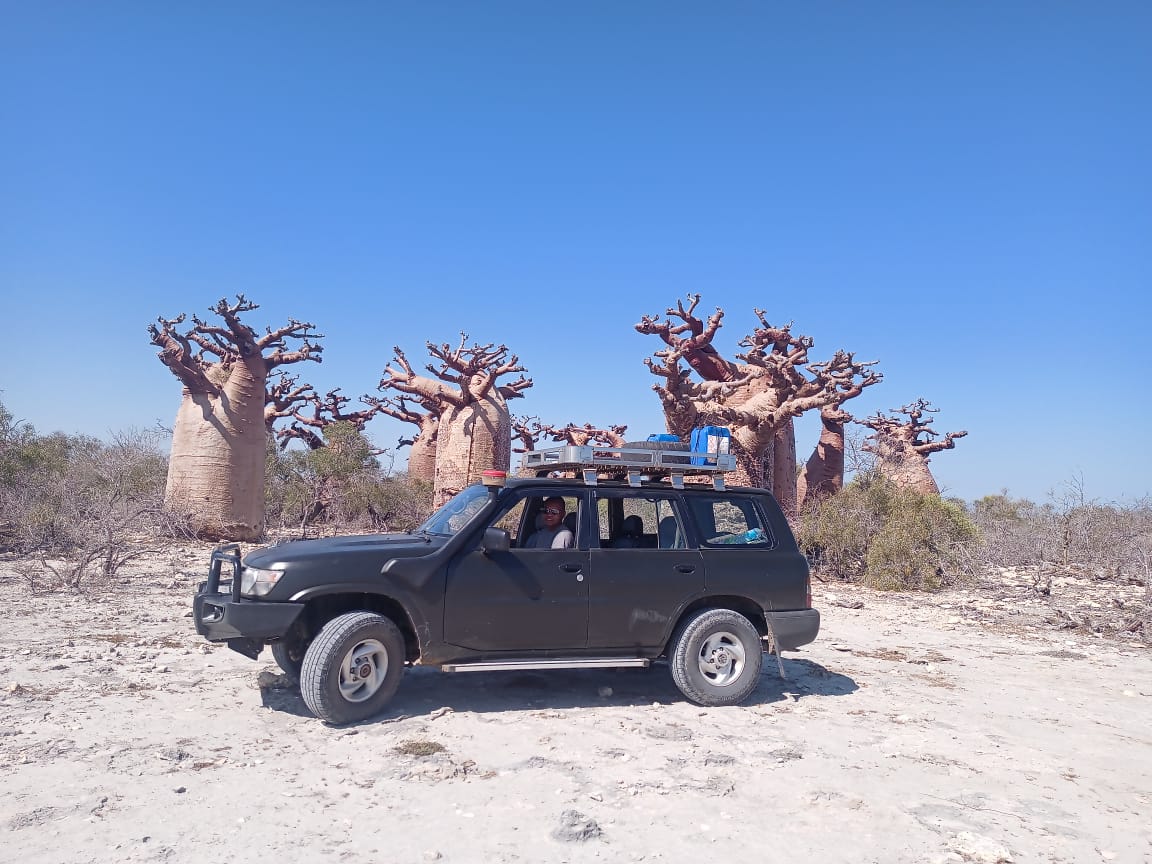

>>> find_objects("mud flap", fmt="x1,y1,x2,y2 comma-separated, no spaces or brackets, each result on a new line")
227,637,264,660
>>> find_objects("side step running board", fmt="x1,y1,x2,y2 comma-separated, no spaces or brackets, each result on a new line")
442,658,651,673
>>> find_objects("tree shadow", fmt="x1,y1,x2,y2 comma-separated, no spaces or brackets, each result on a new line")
255,653,857,723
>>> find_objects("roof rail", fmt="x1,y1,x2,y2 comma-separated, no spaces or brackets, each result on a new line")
520,445,736,491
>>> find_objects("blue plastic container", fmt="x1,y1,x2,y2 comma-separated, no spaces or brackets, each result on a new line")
690,426,731,465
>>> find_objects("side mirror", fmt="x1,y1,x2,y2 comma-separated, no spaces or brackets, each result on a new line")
481,527,510,554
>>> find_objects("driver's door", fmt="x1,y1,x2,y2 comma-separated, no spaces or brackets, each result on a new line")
443,492,589,652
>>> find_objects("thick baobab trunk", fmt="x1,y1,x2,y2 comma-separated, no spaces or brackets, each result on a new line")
406,424,438,484
166,372,267,541
434,389,511,505
771,421,798,515
729,429,771,490
868,436,942,495
797,407,850,508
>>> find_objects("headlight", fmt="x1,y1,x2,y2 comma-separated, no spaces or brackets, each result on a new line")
240,566,284,597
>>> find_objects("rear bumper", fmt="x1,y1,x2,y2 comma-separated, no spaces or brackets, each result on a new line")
766,608,820,651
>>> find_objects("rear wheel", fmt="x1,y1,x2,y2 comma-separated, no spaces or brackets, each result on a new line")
300,612,405,725
669,608,763,706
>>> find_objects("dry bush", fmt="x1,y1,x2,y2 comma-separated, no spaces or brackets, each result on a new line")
2,425,171,593
971,482,1152,587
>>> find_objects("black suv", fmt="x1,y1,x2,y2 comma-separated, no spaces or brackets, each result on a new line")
194,445,819,724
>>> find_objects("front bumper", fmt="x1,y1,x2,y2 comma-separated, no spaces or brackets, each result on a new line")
765,608,820,651
193,544,304,645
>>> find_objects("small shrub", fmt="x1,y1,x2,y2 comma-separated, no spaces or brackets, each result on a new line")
797,471,978,591
864,493,977,590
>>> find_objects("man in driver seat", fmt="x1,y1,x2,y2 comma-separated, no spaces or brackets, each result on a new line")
523,497,574,549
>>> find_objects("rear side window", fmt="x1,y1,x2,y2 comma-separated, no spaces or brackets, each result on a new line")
686,496,772,547
595,493,686,549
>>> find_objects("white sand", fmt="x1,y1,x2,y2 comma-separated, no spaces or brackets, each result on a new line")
1,546,1149,863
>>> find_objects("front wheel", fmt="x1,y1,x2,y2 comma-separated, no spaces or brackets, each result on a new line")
669,608,763,706
271,640,304,682
300,612,405,724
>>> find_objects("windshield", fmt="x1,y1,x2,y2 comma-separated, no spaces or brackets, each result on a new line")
417,484,492,536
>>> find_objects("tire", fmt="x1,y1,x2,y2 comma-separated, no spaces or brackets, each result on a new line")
271,640,304,682
669,608,763,706
623,440,690,464
300,612,405,725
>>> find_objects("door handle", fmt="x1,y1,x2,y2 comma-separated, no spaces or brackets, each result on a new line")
559,563,582,573
674,564,696,573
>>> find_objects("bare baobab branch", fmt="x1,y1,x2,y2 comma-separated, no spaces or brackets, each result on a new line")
265,372,317,432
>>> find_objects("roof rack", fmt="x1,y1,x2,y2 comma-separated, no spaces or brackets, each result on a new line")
520,445,736,491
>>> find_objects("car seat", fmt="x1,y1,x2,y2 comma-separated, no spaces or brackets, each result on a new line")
658,516,683,549
563,512,578,539
613,515,644,548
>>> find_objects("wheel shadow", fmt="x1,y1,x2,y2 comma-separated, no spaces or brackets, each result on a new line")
256,652,858,723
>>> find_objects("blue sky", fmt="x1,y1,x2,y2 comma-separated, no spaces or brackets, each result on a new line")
1,2,1149,504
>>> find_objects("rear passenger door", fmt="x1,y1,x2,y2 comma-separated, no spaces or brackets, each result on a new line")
684,494,780,599
587,491,704,649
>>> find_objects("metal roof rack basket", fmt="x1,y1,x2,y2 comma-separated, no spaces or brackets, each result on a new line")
520,444,737,490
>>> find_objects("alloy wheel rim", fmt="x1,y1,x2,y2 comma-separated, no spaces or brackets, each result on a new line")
338,638,389,702
697,630,746,686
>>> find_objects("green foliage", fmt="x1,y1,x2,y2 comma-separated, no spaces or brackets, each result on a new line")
973,491,1034,522
797,471,978,591
265,422,433,536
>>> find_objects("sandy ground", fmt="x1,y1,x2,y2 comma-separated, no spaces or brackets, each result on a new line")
1,545,1150,864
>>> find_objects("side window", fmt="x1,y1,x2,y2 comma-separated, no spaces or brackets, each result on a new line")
492,499,529,544
687,496,772,546
510,495,581,549
596,494,686,550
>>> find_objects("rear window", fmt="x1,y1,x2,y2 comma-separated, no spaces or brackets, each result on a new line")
685,496,772,547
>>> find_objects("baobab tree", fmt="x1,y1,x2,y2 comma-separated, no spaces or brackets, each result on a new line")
511,418,629,477
796,353,882,507
377,335,532,505
797,405,855,508
860,398,968,495
636,294,880,515
148,296,322,540
510,415,542,454
514,419,629,449
362,392,442,485
275,387,379,452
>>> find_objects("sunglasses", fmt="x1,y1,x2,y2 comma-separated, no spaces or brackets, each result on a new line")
542,508,563,516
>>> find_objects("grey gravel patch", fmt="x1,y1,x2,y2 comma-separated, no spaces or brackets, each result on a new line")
767,744,804,761
645,724,692,741
1036,649,1087,660
551,809,603,842
703,753,736,766
9,805,75,830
